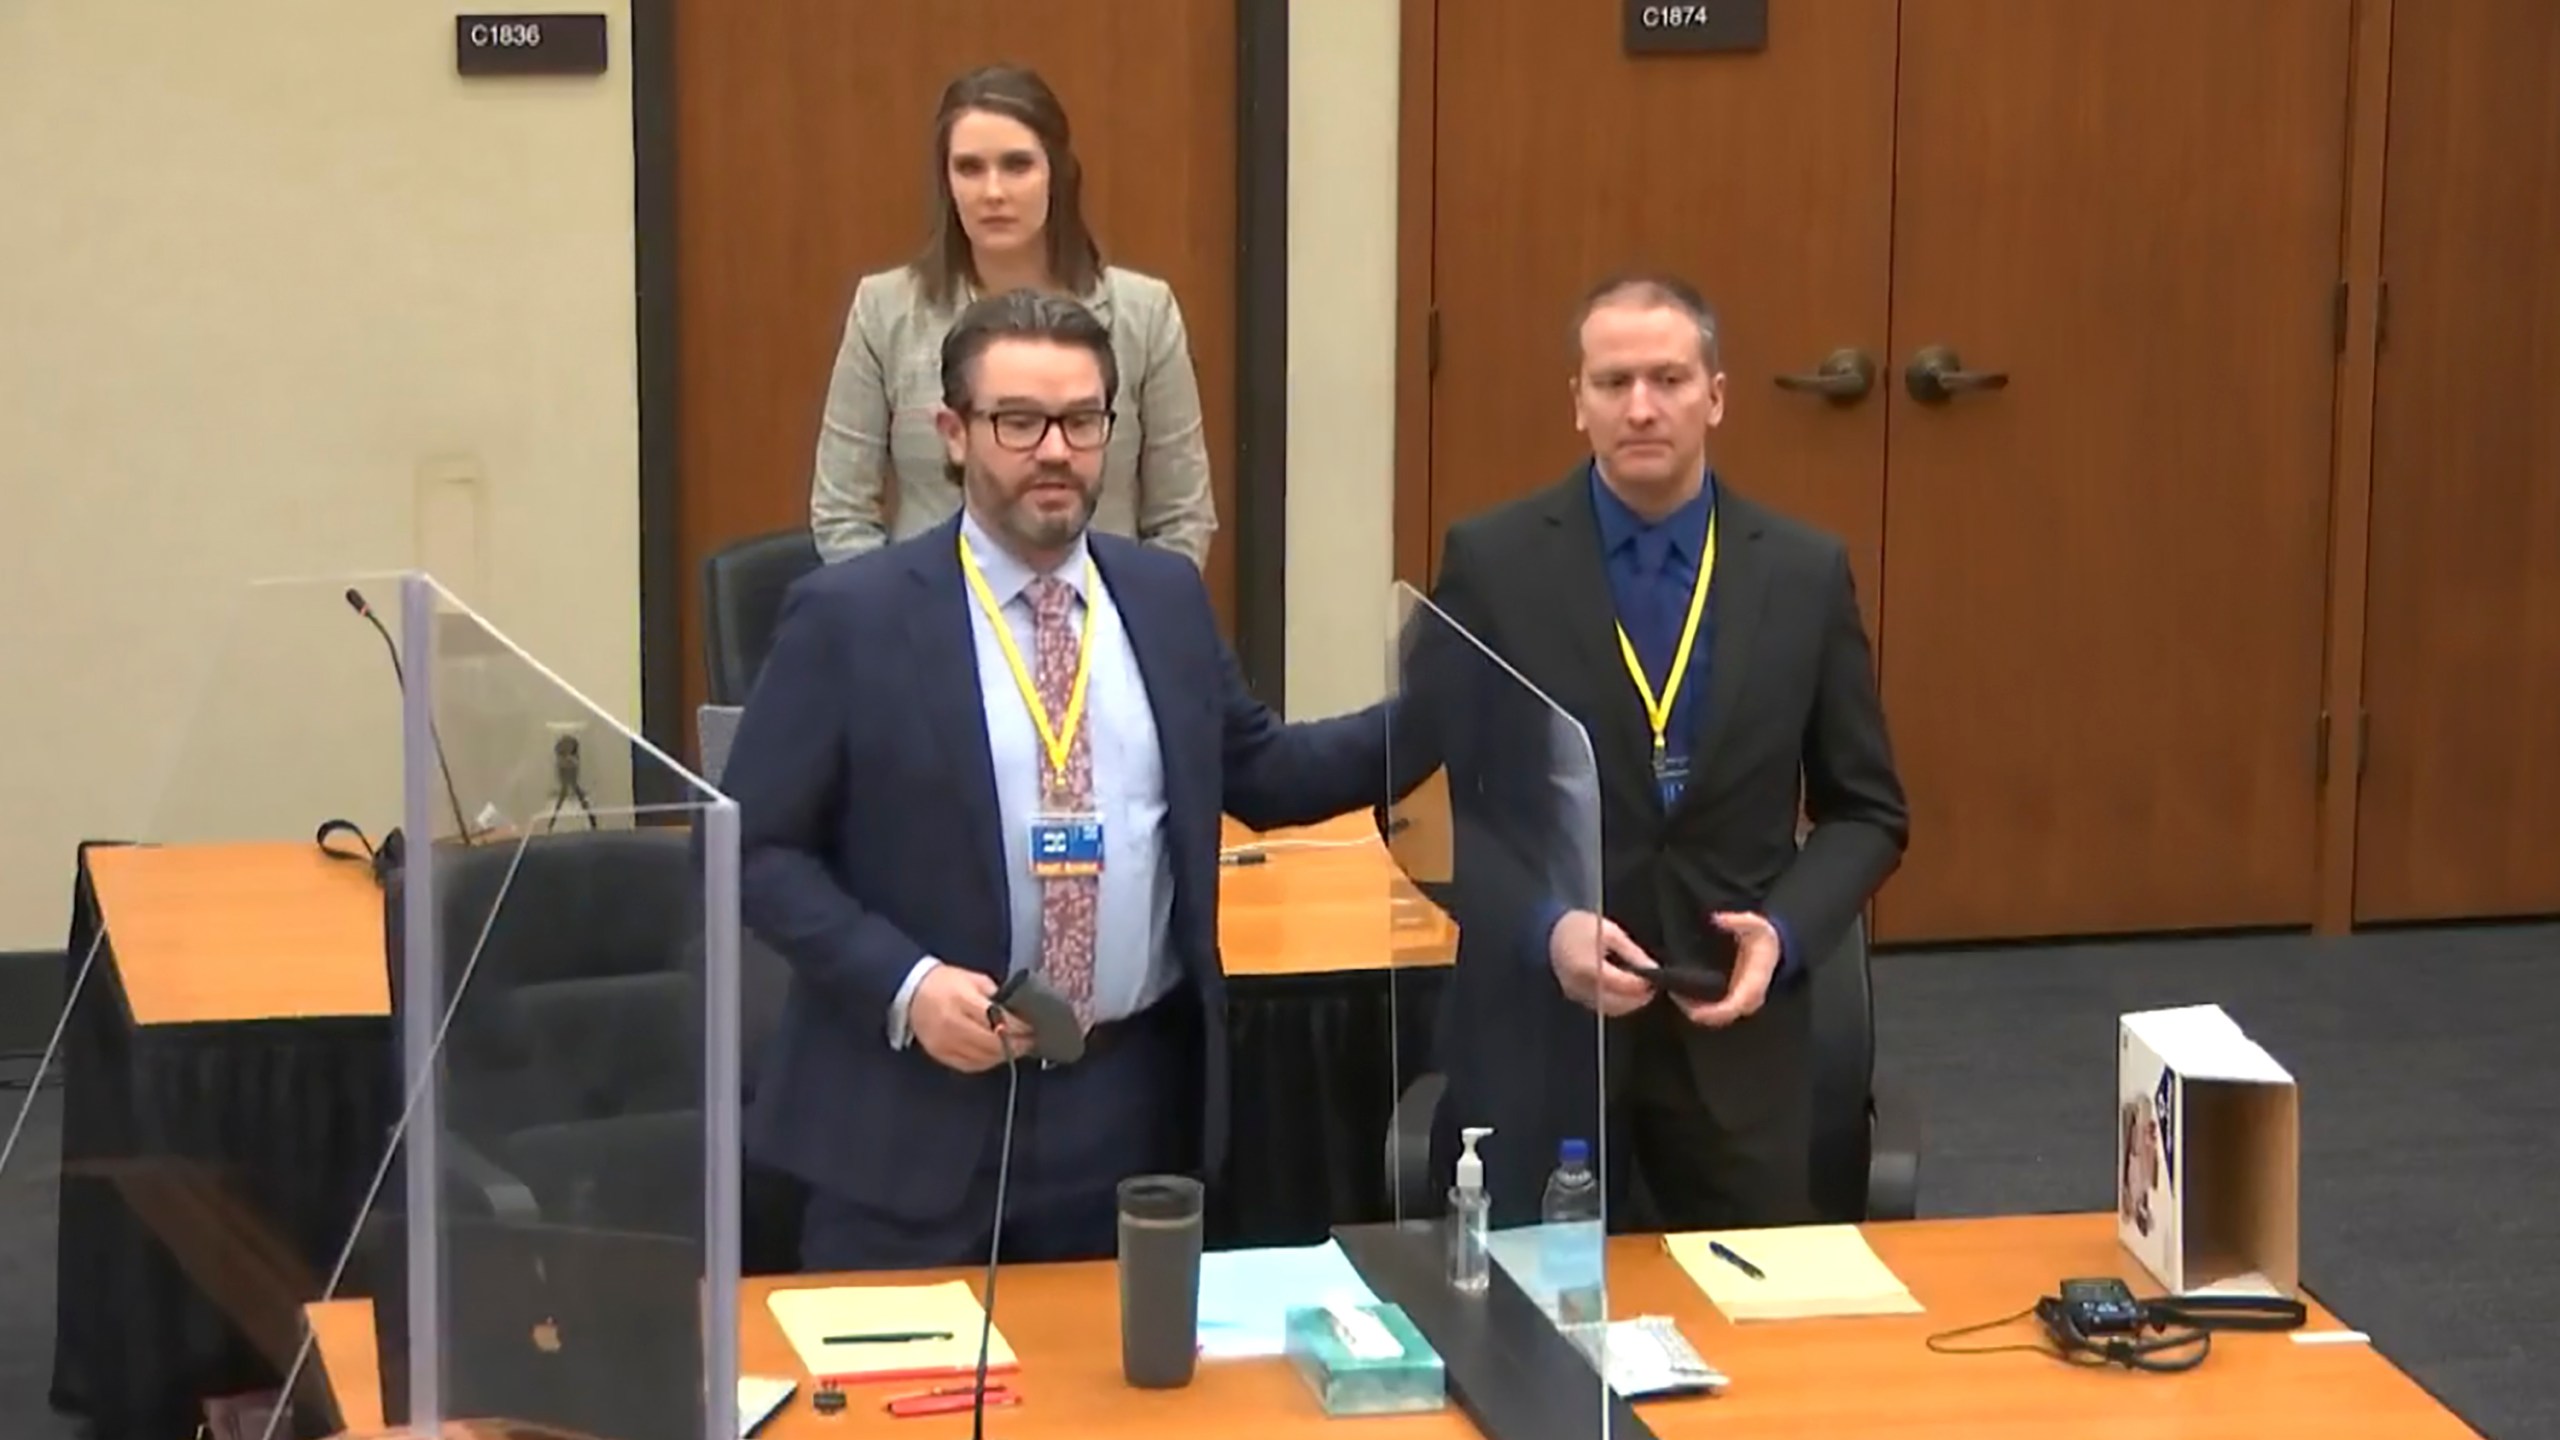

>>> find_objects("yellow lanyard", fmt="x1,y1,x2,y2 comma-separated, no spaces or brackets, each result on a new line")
1612,511,1718,765
960,538,1098,789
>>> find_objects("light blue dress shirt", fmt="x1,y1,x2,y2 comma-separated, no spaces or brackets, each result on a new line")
888,512,1177,1046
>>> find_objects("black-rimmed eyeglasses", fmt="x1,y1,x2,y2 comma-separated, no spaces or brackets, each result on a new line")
970,407,1116,452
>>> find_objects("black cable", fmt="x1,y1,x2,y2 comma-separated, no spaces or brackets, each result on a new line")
1924,1303,2048,1357
1928,1294,2248,1373
971,1051,1021,1440
344,589,474,843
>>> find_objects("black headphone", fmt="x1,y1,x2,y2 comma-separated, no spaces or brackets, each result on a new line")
2035,1286,2306,1373
316,819,405,887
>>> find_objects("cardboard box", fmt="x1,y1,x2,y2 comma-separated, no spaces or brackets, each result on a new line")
2116,1004,2300,1296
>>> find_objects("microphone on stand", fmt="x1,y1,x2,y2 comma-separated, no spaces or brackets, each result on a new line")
545,732,599,832
342,586,475,852
969,971,1084,1439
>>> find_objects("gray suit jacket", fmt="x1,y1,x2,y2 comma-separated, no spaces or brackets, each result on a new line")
807,263,1219,567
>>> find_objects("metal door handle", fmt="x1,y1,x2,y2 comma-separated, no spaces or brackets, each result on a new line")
1772,348,1876,402
1904,345,2009,403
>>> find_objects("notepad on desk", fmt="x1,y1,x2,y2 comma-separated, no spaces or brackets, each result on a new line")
1663,1225,1923,1322
766,1280,1017,1383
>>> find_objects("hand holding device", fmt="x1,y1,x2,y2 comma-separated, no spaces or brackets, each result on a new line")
910,966,1027,1073
1672,913,1780,1028
988,970,1084,1065
1547,909,1663,1017
1604,949,1731,1004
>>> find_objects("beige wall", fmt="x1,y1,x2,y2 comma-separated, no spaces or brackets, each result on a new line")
0,3,1400,949
0,2,639,948
1285,1,1403,720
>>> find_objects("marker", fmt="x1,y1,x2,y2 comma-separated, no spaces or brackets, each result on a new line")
1708,1240,1765,1280
824,1330,953,1345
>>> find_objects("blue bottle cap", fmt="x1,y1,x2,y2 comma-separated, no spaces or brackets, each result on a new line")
1559,1138,1589,1166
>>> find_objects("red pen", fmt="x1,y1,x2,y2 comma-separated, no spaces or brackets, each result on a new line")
884,1383,1021,1418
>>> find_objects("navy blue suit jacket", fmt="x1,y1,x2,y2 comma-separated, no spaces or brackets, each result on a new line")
720,516,1392,1223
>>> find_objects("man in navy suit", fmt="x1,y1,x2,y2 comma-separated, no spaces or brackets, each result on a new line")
720,289,1393,1271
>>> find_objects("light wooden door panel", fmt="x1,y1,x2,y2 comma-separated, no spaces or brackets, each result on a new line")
1427,0,1899,623
672,1,1237,729
1417,1,2357,943
1871,0,2353,942
2354,0,2560,922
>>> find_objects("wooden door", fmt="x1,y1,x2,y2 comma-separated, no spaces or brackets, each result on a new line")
2353,0,2560,922
1422,0,1900,628
1872,1,2353,942
671,1,1237,729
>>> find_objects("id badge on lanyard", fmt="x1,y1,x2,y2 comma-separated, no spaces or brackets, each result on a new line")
1652,747,1691,810
1617,511,1718,810
959,539,1111,877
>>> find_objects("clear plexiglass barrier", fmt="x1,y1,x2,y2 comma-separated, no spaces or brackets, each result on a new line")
1381,580,1616,1437
0,572,743,1440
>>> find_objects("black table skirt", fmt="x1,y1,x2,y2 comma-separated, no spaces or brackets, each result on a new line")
1209,965,1447,1247
46,840,1446,1440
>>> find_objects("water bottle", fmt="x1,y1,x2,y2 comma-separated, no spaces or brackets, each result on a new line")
1538,1138,1605,1325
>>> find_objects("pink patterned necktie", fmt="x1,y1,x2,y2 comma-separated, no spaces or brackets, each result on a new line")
1028,575,1097,1026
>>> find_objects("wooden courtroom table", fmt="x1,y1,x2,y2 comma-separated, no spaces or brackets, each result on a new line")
1216,812,1454,975
88,812,1444,1026
86,840,392,1023
302,1213,2479,1440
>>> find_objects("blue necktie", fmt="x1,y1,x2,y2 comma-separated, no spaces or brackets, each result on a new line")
1626,533,1678,683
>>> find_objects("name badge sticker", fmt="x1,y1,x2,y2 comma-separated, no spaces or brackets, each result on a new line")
1029,814,1105,877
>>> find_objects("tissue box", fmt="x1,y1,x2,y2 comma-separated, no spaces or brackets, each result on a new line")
1283,1302,1446,1416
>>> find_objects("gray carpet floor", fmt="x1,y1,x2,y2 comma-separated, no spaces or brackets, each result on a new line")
1,1060,70,1440
4,922,2553,1438
1873,921,2560,1440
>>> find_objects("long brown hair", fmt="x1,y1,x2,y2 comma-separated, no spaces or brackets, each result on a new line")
912,65,1105,309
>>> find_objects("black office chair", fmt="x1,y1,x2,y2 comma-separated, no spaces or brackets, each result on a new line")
406,829,712,1239
1807,913,1920,1222
1386,914,1920,1223
702,528,822,705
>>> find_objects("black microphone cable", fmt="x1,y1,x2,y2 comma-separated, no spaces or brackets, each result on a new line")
343,587,475,845
971,1015,1024,1440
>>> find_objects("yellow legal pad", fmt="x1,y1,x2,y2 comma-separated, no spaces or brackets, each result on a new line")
765,1280,1019,1381
1662,1225,1924,1322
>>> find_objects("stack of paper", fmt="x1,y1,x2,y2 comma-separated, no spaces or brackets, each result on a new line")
765,1280,1016,1382
1196,1240,1381,1358
1662,1225,1923,1321
1565,1316,1728,1398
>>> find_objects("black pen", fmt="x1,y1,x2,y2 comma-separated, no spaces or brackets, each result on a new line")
1708,1240,1765,1280
823,1330,953,1345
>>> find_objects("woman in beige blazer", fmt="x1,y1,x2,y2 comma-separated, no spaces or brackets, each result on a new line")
808,65,1218,567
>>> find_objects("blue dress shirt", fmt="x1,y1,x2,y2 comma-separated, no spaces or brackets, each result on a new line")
889,512,1178,1045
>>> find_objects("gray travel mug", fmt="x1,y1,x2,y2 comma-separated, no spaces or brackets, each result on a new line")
1116,1175,1205,1388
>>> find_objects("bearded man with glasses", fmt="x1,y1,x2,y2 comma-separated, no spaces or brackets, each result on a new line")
721,289,1402,1272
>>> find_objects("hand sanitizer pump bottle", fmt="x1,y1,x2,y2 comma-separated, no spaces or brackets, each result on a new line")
1448,1126,1494,1294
